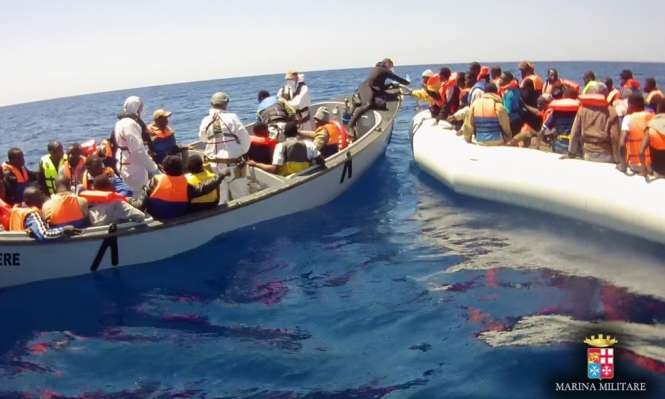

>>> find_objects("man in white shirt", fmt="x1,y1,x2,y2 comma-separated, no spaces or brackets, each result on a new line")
198,92,251,203
278,70,312,130
114,96,159,196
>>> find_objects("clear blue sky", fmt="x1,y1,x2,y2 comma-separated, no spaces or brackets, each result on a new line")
1,0,664,106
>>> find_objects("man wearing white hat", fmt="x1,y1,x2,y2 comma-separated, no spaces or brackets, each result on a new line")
198,92,251,204
278,69,312,130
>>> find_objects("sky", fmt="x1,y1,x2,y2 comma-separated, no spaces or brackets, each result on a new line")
1,0,664,107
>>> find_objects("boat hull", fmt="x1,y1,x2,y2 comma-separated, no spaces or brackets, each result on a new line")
0,100,400,289
410,110,665,245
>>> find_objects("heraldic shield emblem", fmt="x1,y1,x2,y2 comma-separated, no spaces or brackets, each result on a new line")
585,334,618,380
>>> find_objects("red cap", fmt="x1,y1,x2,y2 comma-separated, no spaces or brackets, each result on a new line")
477,66,490,80
625,79,641,90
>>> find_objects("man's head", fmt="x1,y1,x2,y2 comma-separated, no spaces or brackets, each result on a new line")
68,143,83,162
465,73,477,88
585,82,608,96
485,83,498,94
439,67,451,80
421,69,434,85
284,121,299,138
152,109,172,129
92,174,113,192
547,68,559,83
605,77,614,91
456,72,466,89
85,154,105,177
583,71,596,85
54,176,71,193
468,62,481,78
123,96,143,117
620,69,633,86
313,107,331,126
210,92,230,110
162,155,184,176
257,90,271,103
186,153,204,174
490,66,502,81
23,186,46,208
518,61,535,78
627,93,646,114
48,141,64,161
7,148,24,167
645,78,657,93
284,69,298,81
381,58,394,70
500,71,514,86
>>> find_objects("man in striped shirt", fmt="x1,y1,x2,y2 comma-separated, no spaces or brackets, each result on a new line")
9,186,80,241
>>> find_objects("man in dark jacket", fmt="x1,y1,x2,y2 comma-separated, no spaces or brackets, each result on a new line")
348,58,409,136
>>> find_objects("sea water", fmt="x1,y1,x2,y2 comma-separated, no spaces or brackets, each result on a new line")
0,62,664,398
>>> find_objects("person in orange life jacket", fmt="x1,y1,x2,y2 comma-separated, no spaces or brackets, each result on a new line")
542,68,562,97
2,147,36,205
567,84,621,163
348,58,410,135
518,61,544,96
638,98,665,177
135,155,225,219
499,71,525,135
605,77,621,105
247,121,326,176
80,154,133,197
87,174,145,226
60,143,86,188
147,109,179,164
38,140,67,195
299,107,348,157
434,67,461,124
540,85,584,154
490,66,502,88
461,83,512,146
459,73,474,108
247,123,278,165
519,78,543,133
644,78,664,112
8,186,80,240
0,180,11,230
618,94,652,174
42,176,89,228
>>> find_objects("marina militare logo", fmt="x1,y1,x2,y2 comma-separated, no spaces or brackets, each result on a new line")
585,334,618,380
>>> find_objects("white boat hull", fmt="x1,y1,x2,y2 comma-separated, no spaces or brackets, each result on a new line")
410,110,665,246
0,100,400,289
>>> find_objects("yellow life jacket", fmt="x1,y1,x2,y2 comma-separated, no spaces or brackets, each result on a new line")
277,141,311,176
185,168,219,205
41,154,67,194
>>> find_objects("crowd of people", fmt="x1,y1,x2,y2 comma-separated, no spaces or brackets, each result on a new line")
0,69,356,240
409,61,665,177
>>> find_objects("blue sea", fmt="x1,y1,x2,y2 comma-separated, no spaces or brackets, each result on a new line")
0,62,664,398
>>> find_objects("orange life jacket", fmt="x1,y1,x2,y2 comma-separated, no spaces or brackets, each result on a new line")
579,94,609,108
561,79,580,96
149,125,174,140
499,80,519,96
331,120,349,150
646,90,664,105
548,98,580,113
8,206,39,232
250,135,277,151
0,199,11,231
626,112,654,168
61,156,87,186
79,190,126,204
147,174,189,219
46,193,87,228
648,127,665,151
80,139,97,156
522,74,544,92
2,163,29,183
477,66,490,81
